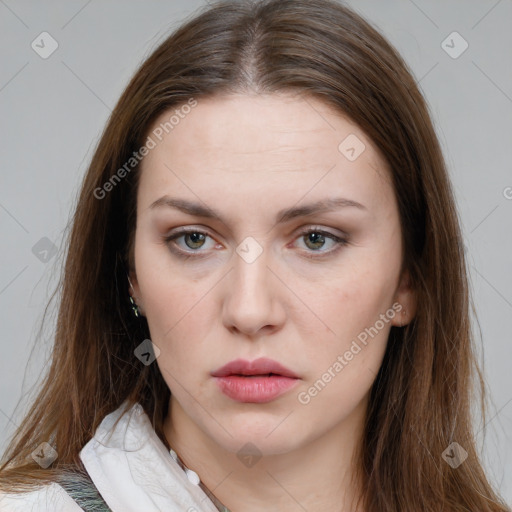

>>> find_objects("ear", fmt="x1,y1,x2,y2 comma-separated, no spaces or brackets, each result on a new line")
128,271,146,317
390,269,416,327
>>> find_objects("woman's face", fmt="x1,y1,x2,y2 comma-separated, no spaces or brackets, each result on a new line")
130,92,415,456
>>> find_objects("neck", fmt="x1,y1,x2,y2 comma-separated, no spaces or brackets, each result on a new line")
164,398,367,512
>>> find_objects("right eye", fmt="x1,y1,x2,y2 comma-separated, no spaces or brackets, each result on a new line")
163,228,219,258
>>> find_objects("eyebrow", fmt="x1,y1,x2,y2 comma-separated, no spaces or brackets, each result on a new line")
149,195,366,224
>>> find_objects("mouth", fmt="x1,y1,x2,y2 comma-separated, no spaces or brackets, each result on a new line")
211,358,300,403
211,357,299,379
228,373,282,377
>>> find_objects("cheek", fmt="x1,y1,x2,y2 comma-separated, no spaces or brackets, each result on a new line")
310,264,397,338
146,284,217,400
134,240,218,369
145,283,216,366
294,276,394,419
135,230,203,323
296,253,399,383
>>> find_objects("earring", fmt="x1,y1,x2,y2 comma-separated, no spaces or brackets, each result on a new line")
129,295,140,317
127,275,140,318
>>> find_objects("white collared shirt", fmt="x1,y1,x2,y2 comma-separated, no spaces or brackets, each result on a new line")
0,401,220,512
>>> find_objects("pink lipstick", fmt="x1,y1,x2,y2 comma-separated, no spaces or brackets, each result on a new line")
211,357,299,403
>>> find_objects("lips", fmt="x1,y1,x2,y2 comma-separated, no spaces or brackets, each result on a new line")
211,357,299,379
211,358,299,403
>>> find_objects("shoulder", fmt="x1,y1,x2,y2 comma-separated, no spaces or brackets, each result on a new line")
0,482,82,511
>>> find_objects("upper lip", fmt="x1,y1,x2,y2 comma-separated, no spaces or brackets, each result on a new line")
211,357,299,378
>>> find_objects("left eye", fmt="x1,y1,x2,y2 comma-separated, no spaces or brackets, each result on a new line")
295,229,347,253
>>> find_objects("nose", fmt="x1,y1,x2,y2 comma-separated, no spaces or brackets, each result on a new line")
222,241,286,338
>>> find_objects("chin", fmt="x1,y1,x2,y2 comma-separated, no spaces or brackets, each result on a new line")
207,410,307,456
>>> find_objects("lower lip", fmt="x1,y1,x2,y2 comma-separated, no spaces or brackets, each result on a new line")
214,375,299,403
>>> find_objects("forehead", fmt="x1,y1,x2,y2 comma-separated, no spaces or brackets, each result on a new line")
137,92,392,213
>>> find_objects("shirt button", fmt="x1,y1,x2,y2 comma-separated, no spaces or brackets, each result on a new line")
185,468,200,485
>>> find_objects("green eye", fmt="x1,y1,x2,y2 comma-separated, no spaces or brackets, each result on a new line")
295,228,348,258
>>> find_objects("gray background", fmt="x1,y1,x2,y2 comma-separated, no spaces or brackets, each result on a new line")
1,0,511,504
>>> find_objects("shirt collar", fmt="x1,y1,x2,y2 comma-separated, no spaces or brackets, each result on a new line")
79,400,220,512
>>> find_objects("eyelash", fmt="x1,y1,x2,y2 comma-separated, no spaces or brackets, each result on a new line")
162,227,348,260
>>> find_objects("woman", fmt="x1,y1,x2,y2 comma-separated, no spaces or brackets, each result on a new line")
0,0,509,510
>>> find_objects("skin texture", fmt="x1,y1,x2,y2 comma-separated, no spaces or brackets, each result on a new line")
129,92,416,511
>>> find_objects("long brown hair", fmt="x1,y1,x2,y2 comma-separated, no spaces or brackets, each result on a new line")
1,0,509,510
